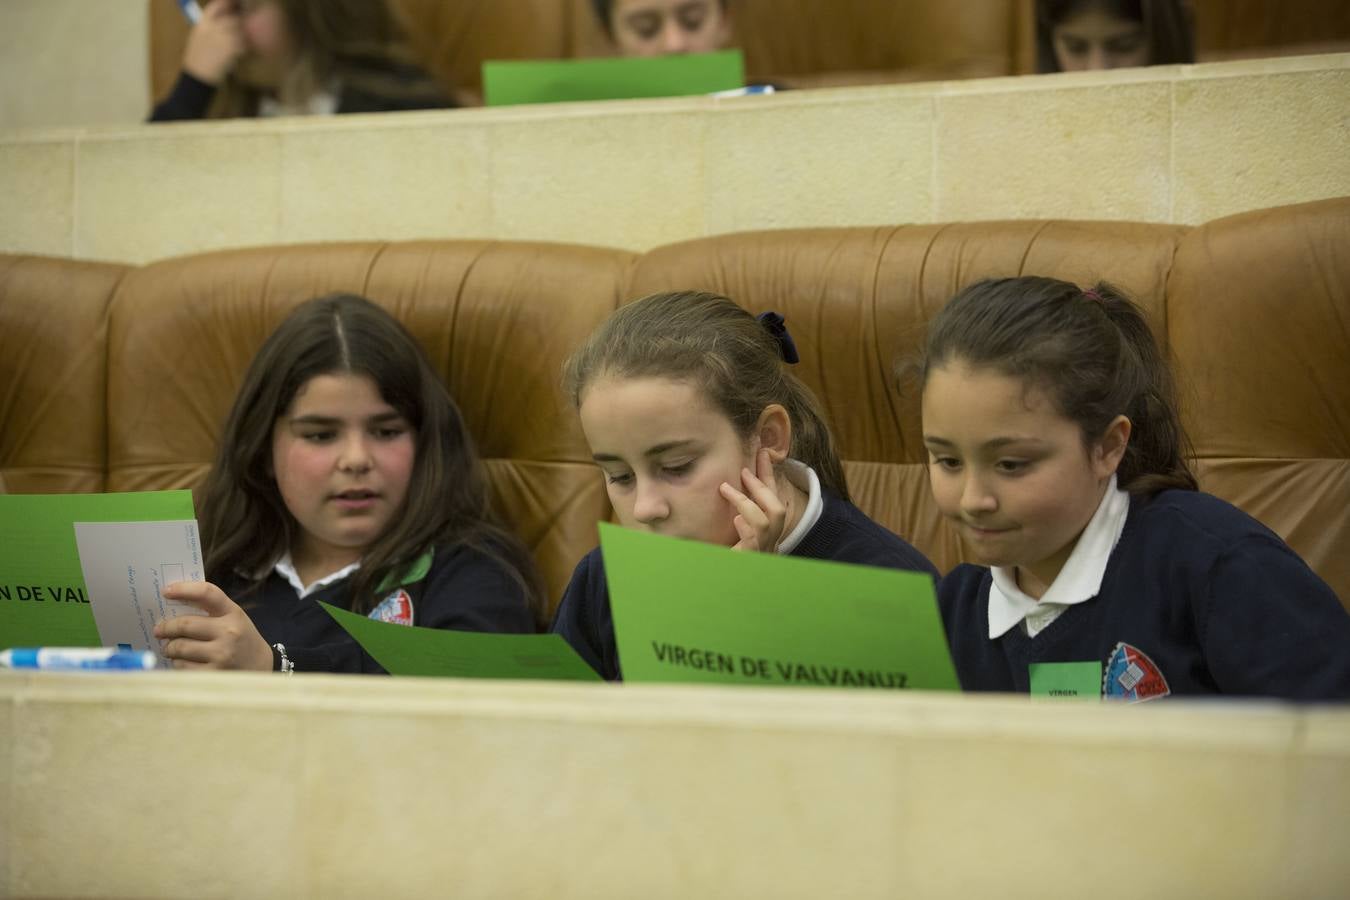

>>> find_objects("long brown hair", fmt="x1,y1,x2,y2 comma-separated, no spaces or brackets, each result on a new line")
199,293,544,616
563,291,850,500
213,0,448,117
918,276,1197,496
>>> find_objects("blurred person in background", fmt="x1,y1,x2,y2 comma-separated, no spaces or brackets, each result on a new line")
592,0,733,57
151,0,452,121
1037,0,1195,72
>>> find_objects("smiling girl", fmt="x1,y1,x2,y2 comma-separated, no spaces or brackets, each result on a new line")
551,291,936,680
153,293,540,672
921,276,1350,700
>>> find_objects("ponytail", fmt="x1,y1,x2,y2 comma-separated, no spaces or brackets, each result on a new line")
779,376,850,501
919,276,1197,496
1094,288,1198,493
564,291,851,501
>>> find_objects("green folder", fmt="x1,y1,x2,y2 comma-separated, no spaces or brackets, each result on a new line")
483,49,744,106
321,602,601,681
600,523,959,691
0,491,196,650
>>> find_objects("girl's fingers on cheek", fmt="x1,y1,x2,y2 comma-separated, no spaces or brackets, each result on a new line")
741,473,783,514
740,503,769,529
720,482,755,511
757,448,775,483
723,481,773,529
743,470,785,514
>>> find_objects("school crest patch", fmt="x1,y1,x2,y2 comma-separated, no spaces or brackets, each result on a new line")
368,588,414,626
1102,642,1170,701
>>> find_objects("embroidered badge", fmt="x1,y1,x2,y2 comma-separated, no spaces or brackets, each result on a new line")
368,588,414,626
1102,642,1170,701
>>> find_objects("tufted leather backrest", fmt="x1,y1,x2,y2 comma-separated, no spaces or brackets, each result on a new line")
1167,198,1350,603
4,199,1347,611
102,241,633,608
0,255,127,494
625,219,1188,578
620,201,1348,605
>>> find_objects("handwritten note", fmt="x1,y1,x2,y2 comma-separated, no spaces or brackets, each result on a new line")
74,520,207,665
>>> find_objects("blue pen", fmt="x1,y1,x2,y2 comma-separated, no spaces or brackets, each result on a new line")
177,0,203,25
0,647,158,671
709,84,776,99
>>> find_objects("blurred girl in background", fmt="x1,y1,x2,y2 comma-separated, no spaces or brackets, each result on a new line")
151,0,452,121
1037,0,1195,72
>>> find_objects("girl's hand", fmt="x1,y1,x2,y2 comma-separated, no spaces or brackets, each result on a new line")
154,581,274,671
719,447,789,553
182,0,246,86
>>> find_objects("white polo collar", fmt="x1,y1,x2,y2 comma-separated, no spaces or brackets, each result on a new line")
273,552,362,599
776,459,824,555
987,475,1130,639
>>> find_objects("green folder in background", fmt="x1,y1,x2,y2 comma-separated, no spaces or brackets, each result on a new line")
0,491,196,650
483,49,744,106
600,522,959,691
321,602,601,681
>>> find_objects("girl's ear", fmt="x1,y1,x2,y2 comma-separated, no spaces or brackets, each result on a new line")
753,404,793,463
1093,414,1132,478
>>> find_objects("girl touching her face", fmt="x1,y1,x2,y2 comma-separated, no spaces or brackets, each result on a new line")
552,291,937,680
151,0,452,121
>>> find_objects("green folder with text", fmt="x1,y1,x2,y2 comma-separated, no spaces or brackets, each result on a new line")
321,602,601,681
600,522,959,690
483,49,744,106
0,491,196,650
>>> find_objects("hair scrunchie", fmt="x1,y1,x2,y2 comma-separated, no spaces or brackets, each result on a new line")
756,311,800,364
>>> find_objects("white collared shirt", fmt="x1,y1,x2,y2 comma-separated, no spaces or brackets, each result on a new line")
775,459,824,555
273,552,361,599
258,81,340,118
987,475,1130,639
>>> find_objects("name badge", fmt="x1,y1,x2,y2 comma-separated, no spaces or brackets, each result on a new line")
1029,661,1102,700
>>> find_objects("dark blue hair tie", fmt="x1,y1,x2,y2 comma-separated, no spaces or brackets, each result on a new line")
756,311,799,364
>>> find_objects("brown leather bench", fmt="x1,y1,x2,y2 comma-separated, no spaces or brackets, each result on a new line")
3,199,1347,611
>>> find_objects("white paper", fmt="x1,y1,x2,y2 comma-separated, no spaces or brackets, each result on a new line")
73,520,208,665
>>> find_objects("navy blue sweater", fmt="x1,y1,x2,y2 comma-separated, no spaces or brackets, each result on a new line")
149,59,453,122
551,491,939,680
939,490,1350,700
226,544,534,674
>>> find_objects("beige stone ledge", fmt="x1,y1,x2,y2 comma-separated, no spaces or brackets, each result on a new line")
3,671,1349,899
1,55,1347,264
0,0,148,131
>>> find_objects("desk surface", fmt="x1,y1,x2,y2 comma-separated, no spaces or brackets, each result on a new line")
3,671,1348,898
